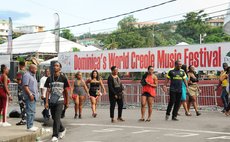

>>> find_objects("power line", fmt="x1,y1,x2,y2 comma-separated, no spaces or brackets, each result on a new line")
22,0,177,34
4,2,229,43
28,0,90,21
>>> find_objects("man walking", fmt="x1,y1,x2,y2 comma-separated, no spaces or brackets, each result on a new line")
216,63,229,112
15,61,27,125
45,62,69,142
163,60,188,121
22,64,39,131
107,66,125,123
40,68,50,125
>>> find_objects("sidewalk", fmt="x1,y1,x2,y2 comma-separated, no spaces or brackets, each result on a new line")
0,118,51,142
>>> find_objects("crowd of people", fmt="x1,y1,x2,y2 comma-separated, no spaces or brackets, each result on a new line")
0,60,229,142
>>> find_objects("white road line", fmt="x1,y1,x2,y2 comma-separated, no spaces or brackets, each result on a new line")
132,130,158,134
164,133,199,137
93,128,123,133
207,136,230,140
69,123,230,135
82,141,102,142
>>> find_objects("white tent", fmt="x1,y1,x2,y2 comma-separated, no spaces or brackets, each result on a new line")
40,57,58,66
0,32,87,54
81,45,101,51
176,42,189,46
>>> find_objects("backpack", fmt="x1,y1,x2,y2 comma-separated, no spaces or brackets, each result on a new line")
140,73,148,86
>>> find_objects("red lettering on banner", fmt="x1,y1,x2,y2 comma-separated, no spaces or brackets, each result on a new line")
157,49,181,68
194,52,199,67
131,51,155,69
103,56,107,69
108,52,129,69
184,47,221,68
74,54,100,70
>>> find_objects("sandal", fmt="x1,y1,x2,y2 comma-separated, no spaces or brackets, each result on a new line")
138,118,145,122
145,119,151,122
185,112,192,116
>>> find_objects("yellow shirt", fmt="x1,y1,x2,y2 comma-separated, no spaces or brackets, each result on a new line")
220,71,228,87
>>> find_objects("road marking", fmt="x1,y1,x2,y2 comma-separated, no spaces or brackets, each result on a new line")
207,136,230,140
164,133,199,137
69,123,230,135
93,128,123,133
82,141,102,142
132,130,159,134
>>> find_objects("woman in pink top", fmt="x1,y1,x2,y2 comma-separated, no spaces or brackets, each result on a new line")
140,66,158,122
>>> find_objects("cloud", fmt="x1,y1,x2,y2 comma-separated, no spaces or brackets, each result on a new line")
0,10,30,20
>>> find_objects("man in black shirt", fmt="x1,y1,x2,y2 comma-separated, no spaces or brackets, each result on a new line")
45,62,69,142
163,60,188,121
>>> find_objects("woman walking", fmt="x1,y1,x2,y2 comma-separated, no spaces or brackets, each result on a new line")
107,66,125,123
0,64,12,127
86,70,106,118
187,65,201,116
139,66,158,122
181,65,191,116
71,72,89,119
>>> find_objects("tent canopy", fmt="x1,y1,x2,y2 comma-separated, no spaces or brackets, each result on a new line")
0,32,99,54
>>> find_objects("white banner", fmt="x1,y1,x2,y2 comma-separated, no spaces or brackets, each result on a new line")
0,55,11,69
59,42,230,73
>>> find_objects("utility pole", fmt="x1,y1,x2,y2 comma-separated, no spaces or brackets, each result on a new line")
54,13,60,53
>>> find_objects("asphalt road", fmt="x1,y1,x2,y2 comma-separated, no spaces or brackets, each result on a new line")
26,104,230,142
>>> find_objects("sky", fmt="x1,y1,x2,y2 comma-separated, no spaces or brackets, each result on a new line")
0,0,230,35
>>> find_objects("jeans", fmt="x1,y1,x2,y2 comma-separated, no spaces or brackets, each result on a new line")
109,95,123,118
25,99,36,129
166,91,182,118
50,101,65,137
221,88,229,110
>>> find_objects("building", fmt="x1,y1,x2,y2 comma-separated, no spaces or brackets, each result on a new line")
15,25,45,33
132,22,159,28
207,18,224,27
0,19,9,39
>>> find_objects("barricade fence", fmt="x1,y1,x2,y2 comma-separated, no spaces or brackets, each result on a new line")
8,83,220,110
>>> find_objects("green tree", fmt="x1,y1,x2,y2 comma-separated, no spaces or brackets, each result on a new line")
0,37,5,44
204,26,230,43
60,29,75,41
72,47,80,52
176,10,209,43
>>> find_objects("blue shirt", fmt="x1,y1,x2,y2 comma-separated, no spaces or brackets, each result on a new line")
22,71,39,101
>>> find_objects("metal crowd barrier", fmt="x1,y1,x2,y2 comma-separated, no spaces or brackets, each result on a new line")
8,82,220,110
98,84,219,110
8,83,19,105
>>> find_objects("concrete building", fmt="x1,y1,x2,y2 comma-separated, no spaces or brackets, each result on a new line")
133,22,159,28
0,19,9,39
207,18,224,27
15,25,45,33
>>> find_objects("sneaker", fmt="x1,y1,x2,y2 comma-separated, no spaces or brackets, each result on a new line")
2,122,11,127
59,128,66,139
172,117,179,121
16,120,26,126
27,126,38,132
51,136,58,142
165,115,170,121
